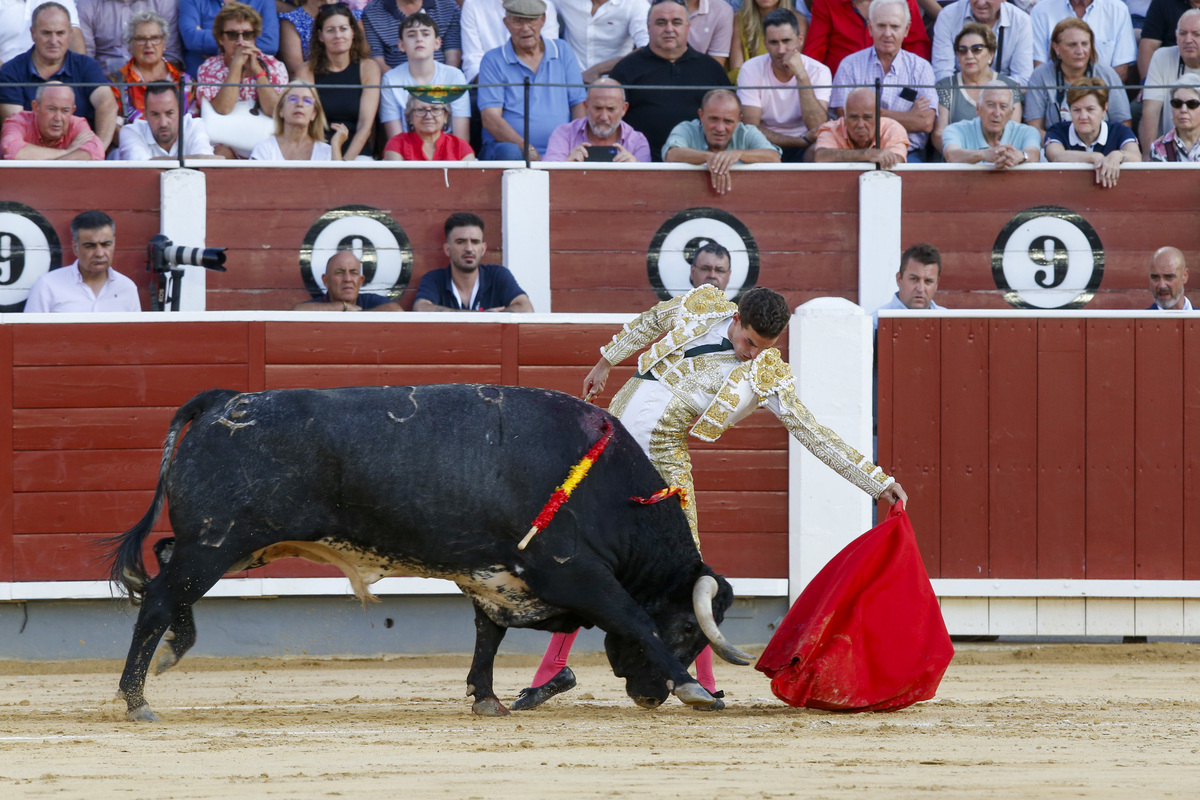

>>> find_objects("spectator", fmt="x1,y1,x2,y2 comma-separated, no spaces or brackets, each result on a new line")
1147,246,1191,310
663,88,782,195
804,0,930,76
1,80,103,158
250,79,347,159
689,239,732,289
362,0,461,71
556,0,648,83
728,0,796,81
383,96,475,159
380,12,469,141
24,210,140,313
460,0,560,82
543,77,651,161
196,2,288,158
278,0,363,78
1148,76,1200,161
0,0,85,66
931,0,1033,84
294,251,404,311
609,0,731,161
1030,0,1135,80
811,84,908,166
117,81,219,158
295,4,380,160
414,212,534,312
736,8,830,161
111,11,192,123
941,80,1041,165
77,0,181,73
873,242,943,328
477,0,586,160
685,0,735,66
1139,9,1200,153
0,2,117,148
179,0,278,76
830,0,937,160
1138,0,1195,79
1023,18,1130,134
1044,76,1141,187
932,22,1022,152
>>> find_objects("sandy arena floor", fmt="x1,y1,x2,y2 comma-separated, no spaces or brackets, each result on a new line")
0,643,1197,799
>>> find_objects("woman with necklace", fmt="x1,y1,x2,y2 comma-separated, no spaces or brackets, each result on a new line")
295,4,379,160
932,22,1022,153
1023,18,1131,134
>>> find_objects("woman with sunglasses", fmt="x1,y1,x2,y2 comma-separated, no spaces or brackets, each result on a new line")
1023,17,1130,135
382,97,475,160
294,4,378,159
932,22,1022,154
1044,77,1141,188
1148,76,1200,161
250,80,348,159
278,0,364,78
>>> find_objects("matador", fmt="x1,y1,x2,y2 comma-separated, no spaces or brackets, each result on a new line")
512,285,907,711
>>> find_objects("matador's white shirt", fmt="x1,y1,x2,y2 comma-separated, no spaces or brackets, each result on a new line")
600,285,895,498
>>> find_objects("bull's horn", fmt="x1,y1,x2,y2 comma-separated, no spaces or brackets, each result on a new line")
692,575,754,666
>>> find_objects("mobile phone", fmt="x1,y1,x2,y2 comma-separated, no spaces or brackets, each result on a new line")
584,145,618,162
899,87,918,102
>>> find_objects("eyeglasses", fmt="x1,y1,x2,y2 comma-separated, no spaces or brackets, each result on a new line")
1170,97,1200,109
651,0,687,5
412,106,445,117
504,15,540,28
222,30,255,41
955,43,988,55
286,94,316,105
132,35,164,46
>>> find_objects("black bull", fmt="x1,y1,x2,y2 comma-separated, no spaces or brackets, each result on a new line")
106,385,753,722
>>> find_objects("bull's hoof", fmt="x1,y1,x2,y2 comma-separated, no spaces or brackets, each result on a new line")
153,646,180,675
510,667,576,711
472,698,510,717
672,682,716,707
127,704,161,723
692,697,725,712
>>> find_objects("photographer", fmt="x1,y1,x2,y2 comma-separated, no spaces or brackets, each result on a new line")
542,79,650,163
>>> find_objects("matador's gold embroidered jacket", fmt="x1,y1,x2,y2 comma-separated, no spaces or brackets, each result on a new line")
600,285,895,498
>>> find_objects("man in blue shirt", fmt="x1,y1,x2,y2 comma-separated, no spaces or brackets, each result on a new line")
414,212,534,312
0,2,116,148
941,81,1041,167
476,0,586,160
294,252,403,312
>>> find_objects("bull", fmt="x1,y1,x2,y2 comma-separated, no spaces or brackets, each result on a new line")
106,385,753,722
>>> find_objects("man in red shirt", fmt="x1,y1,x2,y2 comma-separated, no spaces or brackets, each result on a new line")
0,81,103,160
803,0,931,74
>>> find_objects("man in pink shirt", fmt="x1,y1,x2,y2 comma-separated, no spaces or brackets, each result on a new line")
543,78,651,161
737,9,831,161
811,85,908,167
686,0,733,66
1,80,102,159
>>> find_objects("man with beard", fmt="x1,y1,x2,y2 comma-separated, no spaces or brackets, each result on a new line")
663,89,780,195
414,212,533,312
116,82,220,160
543,78,650,162
1148,246,1192,311
0,80,101,158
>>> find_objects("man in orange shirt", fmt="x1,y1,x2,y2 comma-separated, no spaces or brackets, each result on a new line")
810,86,908,167
0,80,102,159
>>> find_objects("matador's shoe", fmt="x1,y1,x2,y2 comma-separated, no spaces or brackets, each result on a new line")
692,690,726,711
510,667,577,711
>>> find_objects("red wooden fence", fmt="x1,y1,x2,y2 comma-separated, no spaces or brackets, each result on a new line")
878,315,1200,581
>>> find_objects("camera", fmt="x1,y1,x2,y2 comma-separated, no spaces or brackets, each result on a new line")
146,234,227,311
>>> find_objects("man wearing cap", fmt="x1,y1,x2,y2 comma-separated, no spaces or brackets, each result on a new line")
1148,246,1193,311
476,0,586,160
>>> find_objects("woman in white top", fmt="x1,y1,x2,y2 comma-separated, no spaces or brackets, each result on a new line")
250,80,347,161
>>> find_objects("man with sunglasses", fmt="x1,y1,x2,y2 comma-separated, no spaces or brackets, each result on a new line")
608,0,731,162
931,0,1034,84
179,0,278,76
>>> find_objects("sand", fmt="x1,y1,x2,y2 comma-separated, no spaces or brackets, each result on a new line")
0,643,1197,798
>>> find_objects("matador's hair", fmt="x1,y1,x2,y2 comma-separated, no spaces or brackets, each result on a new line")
737,287,790,339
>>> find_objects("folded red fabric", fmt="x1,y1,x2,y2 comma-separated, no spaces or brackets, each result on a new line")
756,504,953,712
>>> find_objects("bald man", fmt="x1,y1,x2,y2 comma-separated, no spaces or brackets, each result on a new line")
294,252,404,311
1148,247,1192,311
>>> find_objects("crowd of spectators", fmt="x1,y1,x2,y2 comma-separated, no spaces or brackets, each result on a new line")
1,0,1199,173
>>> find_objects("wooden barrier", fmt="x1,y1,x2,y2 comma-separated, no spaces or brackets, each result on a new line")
1,317,788,584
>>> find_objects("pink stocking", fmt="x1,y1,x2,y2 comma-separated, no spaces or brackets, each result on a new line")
530,630,578,687
693,645,716,694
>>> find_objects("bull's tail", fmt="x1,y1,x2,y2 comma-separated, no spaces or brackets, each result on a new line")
103,390,237,601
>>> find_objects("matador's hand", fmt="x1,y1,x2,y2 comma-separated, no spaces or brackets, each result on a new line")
582,357,612,402
880,482,908,509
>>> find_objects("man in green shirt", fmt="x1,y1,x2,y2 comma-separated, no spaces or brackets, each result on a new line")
663,88,781,195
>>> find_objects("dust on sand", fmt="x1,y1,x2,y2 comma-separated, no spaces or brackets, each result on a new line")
0,643,1197,799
